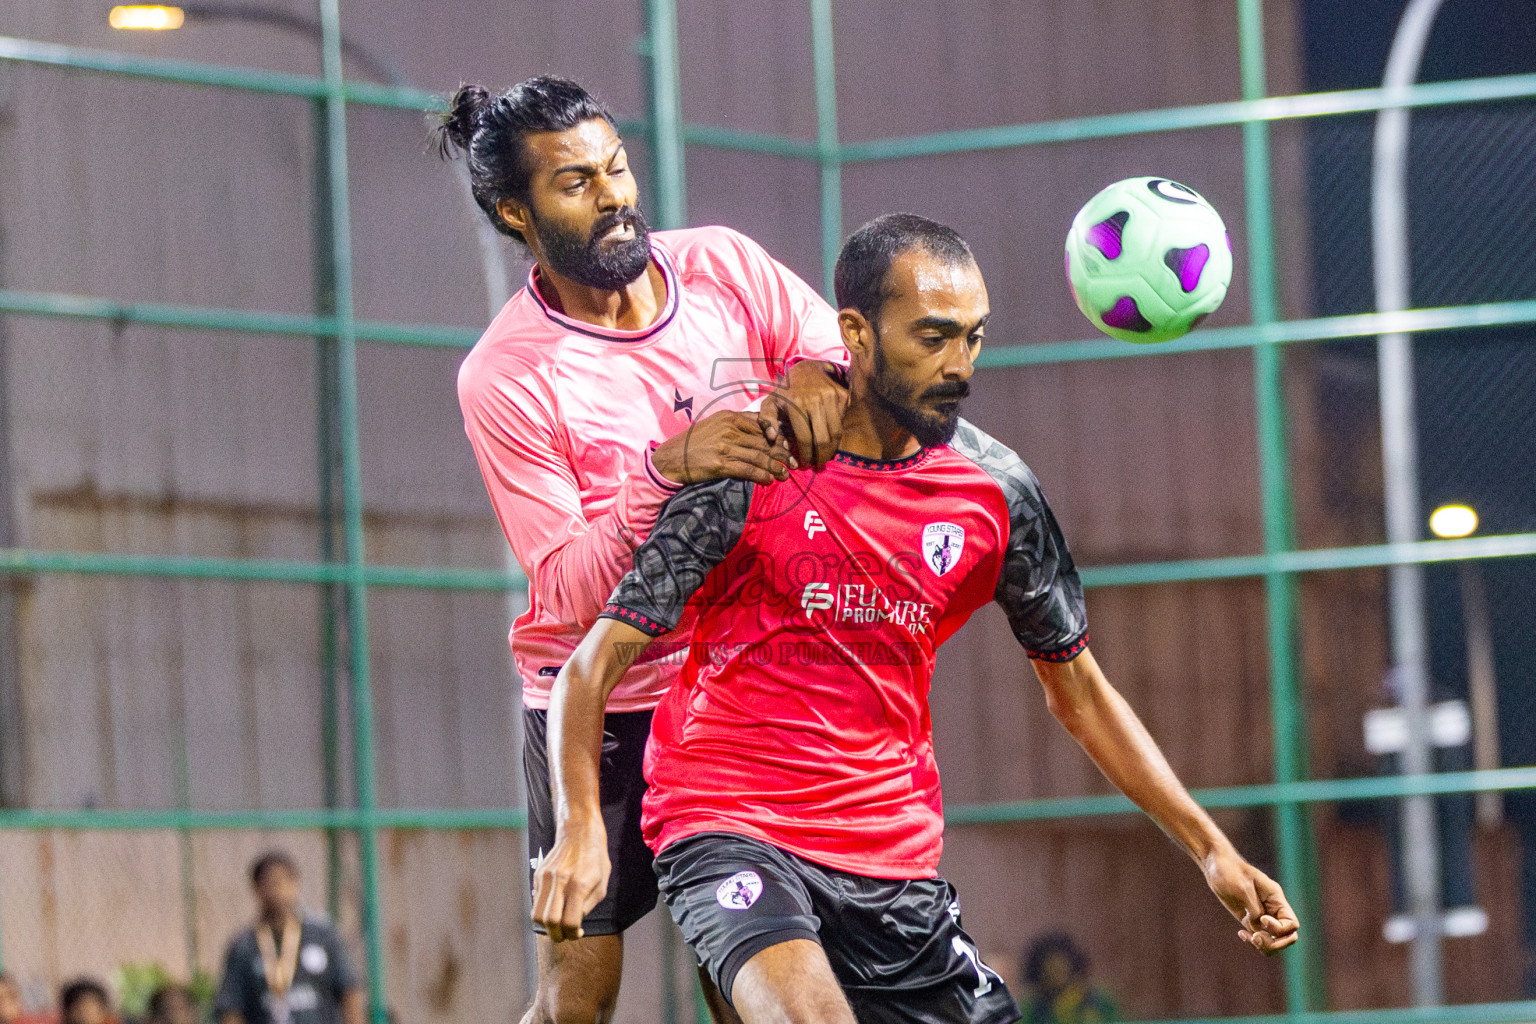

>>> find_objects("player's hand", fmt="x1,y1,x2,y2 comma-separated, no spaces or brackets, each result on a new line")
652,409,794,486
1204,846,1299,956
530,817,611,942
759,359,849,469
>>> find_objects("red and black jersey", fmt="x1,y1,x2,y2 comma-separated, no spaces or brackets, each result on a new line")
599,419,1088,878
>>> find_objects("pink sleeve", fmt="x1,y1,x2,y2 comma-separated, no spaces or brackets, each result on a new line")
727,230,849,372
459,367,682,630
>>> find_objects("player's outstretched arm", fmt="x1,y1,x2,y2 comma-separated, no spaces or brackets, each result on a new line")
533,617,654,942
1032,648,1300,956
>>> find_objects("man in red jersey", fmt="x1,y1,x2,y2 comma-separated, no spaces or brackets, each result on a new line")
534,214,1299,1024
438,77,848,1023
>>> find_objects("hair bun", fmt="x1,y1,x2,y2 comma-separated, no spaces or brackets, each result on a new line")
436,83,492,157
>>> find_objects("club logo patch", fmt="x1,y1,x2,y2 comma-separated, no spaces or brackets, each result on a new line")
922,522,965,577
716,870,763,910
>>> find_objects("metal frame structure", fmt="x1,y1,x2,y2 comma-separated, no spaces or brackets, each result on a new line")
0,1,1534,1021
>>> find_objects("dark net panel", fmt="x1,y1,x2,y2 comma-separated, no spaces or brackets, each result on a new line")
1305,103,1536,316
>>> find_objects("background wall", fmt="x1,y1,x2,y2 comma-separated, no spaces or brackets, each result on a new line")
0,0,1529,1020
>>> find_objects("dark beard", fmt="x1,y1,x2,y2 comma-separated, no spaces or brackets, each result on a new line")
535,205,653,290
868,332,969,448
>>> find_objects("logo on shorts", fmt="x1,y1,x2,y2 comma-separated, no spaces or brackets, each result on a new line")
922,522,964,577
715,870,763,910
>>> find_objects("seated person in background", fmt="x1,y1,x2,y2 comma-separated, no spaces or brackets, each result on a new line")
59,980,113,1024
0,974,21,1024
144,986,197,1024
1021,933,1117,1024
215,850,363,1024
0,975,25,1024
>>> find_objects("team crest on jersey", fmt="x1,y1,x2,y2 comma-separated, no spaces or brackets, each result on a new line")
716,870,763,910
922,522,965,577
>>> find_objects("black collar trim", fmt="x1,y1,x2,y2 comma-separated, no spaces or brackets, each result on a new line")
831,448,933,472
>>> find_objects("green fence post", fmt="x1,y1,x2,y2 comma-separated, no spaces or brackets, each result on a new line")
315,2,388,1022
646,0,686,229
810,0,841,298
310,92,347,929
1237,0,1325,1012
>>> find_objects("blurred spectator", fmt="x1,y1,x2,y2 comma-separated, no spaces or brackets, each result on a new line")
0,975,21,1024
1020,933,1117,1024
145,986,197,1024
214,850,364,1024
59,979,113,1024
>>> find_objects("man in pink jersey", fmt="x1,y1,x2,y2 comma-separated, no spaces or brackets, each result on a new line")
535,215,1298,1023
438,77,848,1023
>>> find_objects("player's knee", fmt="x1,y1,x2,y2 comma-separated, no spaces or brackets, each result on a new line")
526,985,618,1024
528,959,621,1024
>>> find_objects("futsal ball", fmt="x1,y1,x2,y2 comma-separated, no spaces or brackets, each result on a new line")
1064,176,1232,344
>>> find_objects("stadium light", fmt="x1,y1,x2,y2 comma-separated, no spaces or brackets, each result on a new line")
108,5,186,29
1429,503,1478,539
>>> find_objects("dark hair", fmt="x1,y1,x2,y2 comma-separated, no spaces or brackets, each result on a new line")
435,75,618,245
59,978,110,1016
833,213,975,323
147,984,191,1018
251,848,299,885
1021,931,1089,987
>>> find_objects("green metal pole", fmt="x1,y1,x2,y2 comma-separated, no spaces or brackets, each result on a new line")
1237,0,1323,1012
646,0,686,229
810,0,841,298
315,2,387,1022
173,706,200,975
311,94,346,928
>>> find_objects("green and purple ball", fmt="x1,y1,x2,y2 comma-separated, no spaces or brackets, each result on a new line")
1065,176,1233,344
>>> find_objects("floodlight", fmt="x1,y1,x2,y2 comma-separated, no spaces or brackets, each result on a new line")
1429,504,1478,539
109,6,186,30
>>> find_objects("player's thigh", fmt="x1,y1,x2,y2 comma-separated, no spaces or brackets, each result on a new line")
824,877,1020,1024
654,832,826,1008
524,706,659,936
525,933,623,1024
731,938,857,1024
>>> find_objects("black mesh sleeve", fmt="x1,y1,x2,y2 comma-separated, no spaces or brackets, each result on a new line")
599,477,755,636
950,420,1089,661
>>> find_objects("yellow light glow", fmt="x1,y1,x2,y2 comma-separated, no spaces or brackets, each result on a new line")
109,6,186,30
1429,504,1478,539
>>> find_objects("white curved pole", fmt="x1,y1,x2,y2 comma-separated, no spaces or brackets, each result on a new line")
1372,0,1448,1006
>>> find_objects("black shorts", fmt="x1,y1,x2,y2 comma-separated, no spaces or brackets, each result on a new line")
655,832,1021,1024
523,706,658,936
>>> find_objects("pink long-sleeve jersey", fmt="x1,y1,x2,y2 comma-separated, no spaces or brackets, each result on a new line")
458,225,848,712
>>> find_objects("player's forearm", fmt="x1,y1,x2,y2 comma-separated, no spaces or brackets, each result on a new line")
1037,652,1233,864
531,485,674,628
493,457,676,629
534,524,644,629
548,620,650,827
